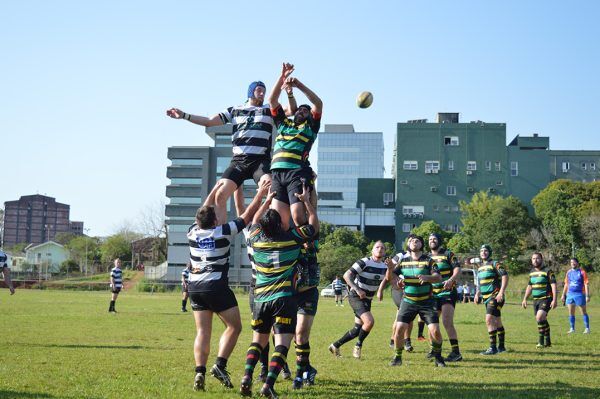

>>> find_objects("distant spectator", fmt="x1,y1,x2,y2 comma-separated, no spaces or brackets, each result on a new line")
0,250,15,295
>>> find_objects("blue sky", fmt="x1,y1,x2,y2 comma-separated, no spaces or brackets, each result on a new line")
2,1,599,236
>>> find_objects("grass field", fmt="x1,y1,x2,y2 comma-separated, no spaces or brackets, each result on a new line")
1,289,599,399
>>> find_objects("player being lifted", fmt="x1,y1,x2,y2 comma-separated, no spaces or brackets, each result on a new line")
474,244,509,355
521,252,557,348
166,67,296,224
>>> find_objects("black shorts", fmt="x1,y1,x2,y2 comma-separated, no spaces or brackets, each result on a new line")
485,298,504,317
252,296,297,334
222,157,270,187
111,288,122,294
190,287,238,312
348,291,373,318
334,289,343,296
533,298,553,315
434,291,457,311
297,287,319,316
396,299,439,325
271,167,315,205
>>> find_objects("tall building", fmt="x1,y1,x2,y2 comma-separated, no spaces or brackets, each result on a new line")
165,125,255,284
2,194,84,247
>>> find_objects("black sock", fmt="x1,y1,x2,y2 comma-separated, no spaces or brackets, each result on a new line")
450,339,460,354
295,342,310,379
356,328,371,347
497,327,505,348
390,338,395,346
215,356,227,369
488,329,497,349
109,300,115,310
266,345,289,387
418,321,425,337
405,338,412,346
260,342,270,369
182,299,187,309
195,365,206,374
244,342,262,378
544,321,551,344
334,323,361,347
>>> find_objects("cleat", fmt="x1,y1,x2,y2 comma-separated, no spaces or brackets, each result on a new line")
259,384,279,399
544,342,552,348
240,376,253,397
568,328,575,334
181,308,188,312
434,356,446,367
481,347,498,355
584,328,590,334
259,366,268,383
352,345,362,359
281,363,292,380
304,365,317,386
497,346,506,353
426,351,434,360
536,343,544,349
329,343,341,357
417,336,426,342
210,364,233,388
292,377,303,390
389,340,395,349
389,356,402,366
404,343,414,353
193,373,205,391
445,352,463,362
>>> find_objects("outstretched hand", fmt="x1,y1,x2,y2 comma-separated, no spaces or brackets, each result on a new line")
294,183,310,203
166,108,184,119
281,62,295,79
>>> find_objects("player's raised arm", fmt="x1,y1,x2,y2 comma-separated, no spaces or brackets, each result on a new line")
268,62,294,113
166,107,223,127
288,77,322,114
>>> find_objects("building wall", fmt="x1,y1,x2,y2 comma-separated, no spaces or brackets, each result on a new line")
549,151,600,182
3,195,72,247
25,242,69,272
395,118,508,245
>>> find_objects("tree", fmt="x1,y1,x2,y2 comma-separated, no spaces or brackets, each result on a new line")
54,232,77,246
136,201,167,260
455,191,533,260
319,243,365,284
409,220,452,252
66,236,101,271
100,234,134,267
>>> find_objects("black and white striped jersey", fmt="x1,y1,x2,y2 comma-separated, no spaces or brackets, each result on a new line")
187,217,246,292
243,228,257,288
0,250,8,268
181,267,191,285
219,104,274,158
349,257,387,298
110,267,123,289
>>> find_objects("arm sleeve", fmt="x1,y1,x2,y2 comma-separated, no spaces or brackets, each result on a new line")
351,258,366,274
270,104,287,126
291,224,316,243
228,217,247,235
219,106,233,124
309,111,321,133
581,269,589,285
548,271,557,284
496,262,508,276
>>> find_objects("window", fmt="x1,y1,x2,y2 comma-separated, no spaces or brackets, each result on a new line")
511,161,519,177
403,160,418,170
444,205,451,212
444,136,459,146
452,206,459,212
562,162,570,173
425,161,440,174
446,186,456,196
451,225,459,233
467,161,477,171
495,162,501,171
582,162,587,171
318,192,343,200
402,206,424,218
496,181,503,186
402,223,411,233
591,163,597,171
172,159,203,166
448,160,455,171
433,205,440,212
216,157,230,174
383,193,394,205
170,178,202,185
485,161,492,171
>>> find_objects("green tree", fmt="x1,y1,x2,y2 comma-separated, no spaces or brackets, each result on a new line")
66,236,101,270
319,243,365,284
54,232,77,246
457,191,533,261
409,220,452,252
100,234,133,266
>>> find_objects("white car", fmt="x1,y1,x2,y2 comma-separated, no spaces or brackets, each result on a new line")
320,283,349,298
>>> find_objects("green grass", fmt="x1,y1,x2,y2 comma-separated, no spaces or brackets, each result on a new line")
1,289,599,399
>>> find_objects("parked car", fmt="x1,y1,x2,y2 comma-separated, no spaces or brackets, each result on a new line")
320,283,349,298
457,267,478,301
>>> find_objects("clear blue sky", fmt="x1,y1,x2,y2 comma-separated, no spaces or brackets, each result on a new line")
2,1,599,237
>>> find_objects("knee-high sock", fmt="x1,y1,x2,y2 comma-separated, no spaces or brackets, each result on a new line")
260,342,270,368
449,338,460,354
418,321,425,337
333,323,361,348
537,321,546,345
266,345,289,388
497,326,505,348
244,342,263,378
583,314,590,329
295,342,310,379
488,329,497,349
569,315,576,329
356,328,371,347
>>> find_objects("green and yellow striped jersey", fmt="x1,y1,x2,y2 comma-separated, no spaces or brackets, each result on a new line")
528,269,556,300
477,260,508,304
430,249,460,299
393,253,439,304
270,106,320,170
249,223,316,303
